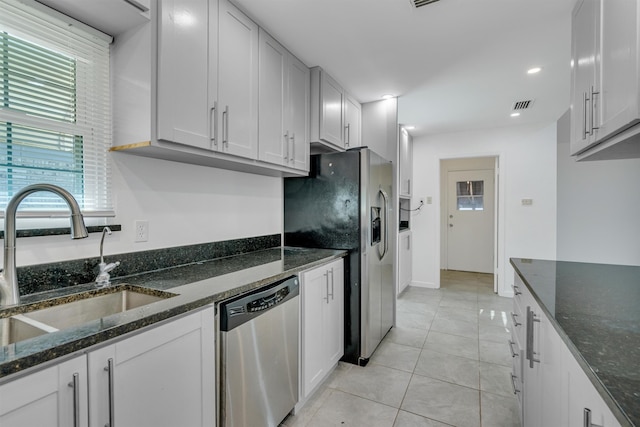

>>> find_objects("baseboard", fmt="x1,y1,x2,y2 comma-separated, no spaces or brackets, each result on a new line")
409,280,438,289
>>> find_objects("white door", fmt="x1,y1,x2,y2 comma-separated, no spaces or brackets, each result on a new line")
446,169,494,273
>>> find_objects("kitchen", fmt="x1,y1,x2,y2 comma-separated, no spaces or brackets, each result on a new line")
0,0,639,426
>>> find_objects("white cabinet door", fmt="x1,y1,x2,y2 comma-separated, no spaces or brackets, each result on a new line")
399,127,413,197
310,67,345,149
288,55,310,171
570,0,600,155
217,0,259,159
522,289,567,427
258,29,309,171
325,259,345,367
344,95,361,149
301,264,329,396
156,0,216,150
398,231,412,294
0,355,88,427
300,258,344,399
566,351,621,427
598,0,640,140
88,307,215,427
320,72,344,147
258,29,287,166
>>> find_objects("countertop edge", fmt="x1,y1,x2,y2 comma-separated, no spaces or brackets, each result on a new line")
0,249,347,381
510,259,634,427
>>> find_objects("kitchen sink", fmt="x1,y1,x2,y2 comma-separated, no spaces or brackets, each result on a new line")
0,315,54,346
19,288,174,331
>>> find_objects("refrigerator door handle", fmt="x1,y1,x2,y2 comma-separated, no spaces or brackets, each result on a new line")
378,188,389,259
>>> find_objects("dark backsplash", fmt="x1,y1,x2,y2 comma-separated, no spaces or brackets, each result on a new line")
17,234,281,296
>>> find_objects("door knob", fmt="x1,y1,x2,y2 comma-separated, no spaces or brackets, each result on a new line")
449,224,453,227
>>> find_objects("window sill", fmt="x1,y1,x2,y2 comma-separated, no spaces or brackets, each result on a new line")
0,225,121,239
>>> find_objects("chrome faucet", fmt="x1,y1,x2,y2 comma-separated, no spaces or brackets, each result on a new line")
0,184,88,307
95,226,120,288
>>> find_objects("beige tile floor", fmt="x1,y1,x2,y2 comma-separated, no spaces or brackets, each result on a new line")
283,270,521,427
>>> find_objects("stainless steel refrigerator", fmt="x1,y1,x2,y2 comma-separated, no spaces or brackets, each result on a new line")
284,147,395,365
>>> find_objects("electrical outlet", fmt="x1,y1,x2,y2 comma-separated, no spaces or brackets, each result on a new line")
134,220,149,242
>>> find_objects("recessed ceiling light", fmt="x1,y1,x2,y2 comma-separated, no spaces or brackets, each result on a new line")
527,67,542,74
511,112,521,117
404,125,416,130
381,94,395,100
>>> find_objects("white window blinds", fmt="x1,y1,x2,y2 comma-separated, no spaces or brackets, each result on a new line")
0,0,114,217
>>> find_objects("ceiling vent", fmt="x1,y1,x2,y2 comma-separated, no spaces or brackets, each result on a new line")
512,99,535,111
411,0,441,8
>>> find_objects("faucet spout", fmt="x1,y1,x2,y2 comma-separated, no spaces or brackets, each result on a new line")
1,184,88,307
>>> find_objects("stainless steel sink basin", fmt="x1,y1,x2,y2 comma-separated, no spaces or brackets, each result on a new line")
20,288,173,330
0,315,54,346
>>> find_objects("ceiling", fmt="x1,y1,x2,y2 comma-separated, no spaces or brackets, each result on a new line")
37,0,575,138
233,0,575,137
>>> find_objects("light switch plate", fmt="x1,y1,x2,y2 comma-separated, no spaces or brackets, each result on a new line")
521,198,533,206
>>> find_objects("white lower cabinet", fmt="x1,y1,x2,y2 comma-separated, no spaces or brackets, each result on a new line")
398,230,412,294
0,306,215,427
0,355,88,427
515,274,622,427
299,258,344,402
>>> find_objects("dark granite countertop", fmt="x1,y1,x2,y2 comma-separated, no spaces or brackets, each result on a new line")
510,258,640,427
0,246,346,380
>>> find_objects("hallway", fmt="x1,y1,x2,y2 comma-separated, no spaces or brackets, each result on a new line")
284,270,520,427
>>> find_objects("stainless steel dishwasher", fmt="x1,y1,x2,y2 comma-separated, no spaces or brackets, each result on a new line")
219,275,299,427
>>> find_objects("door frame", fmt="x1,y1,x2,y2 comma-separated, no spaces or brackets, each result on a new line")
439,155,503,293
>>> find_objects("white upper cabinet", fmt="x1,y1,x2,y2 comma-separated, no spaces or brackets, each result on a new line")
344,94,362,148
258,29,309,171
217,0,259,160
310,67,361,152
111,0,307,177
398,126,413,198
155,0,216,150
571,0,640,160
288,55,311,171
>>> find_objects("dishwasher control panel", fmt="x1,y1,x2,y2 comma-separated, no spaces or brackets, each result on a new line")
247,287,290,313
220,276,299,331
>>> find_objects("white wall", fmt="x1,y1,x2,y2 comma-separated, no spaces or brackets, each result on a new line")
3,154,283,268
556,113,640,264
411,123,558,296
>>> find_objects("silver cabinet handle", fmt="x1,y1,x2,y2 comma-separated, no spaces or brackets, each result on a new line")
68,372,80,427
328,268,335,300
510,312,521,327
407,234,411,250
511,284,522,296
345,123,350,147
407,178,411,195
222,105,229,148
583,408,604,427
590,86,599,135
526,306,540,368
323,272,329,304
290,133,295,164
104,358,115,427
583,91,589,139
210,102,217,147
508,340,519,358
284,131,289,161
510,373,520,395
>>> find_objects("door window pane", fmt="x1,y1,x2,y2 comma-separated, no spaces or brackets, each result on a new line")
457,180,484,211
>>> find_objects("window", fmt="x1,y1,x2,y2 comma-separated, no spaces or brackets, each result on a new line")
0,0,113,218
456,180,484,211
